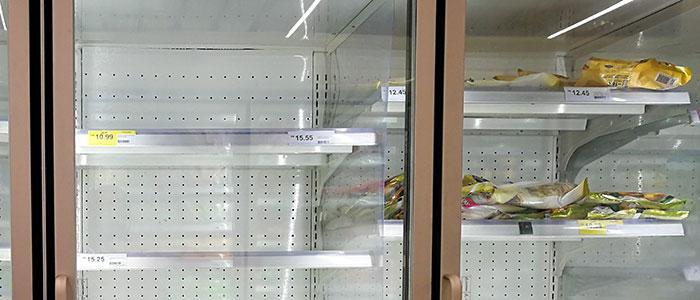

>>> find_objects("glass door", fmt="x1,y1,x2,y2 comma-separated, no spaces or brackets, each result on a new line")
52,0,437,299
448,0,700,299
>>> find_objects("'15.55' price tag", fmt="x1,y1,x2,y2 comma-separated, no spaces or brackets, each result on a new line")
288,131,334,145
564,87,612,102
78,253,127,270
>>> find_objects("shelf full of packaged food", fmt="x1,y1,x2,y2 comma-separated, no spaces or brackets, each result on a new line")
77,250,375,271
382,220,685,241
75,128,376,167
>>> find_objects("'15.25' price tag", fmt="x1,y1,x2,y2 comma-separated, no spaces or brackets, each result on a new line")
288,131,334,145
78,253,127,270
564,87,612,102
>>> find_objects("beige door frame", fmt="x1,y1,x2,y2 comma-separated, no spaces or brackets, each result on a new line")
9,0,36,298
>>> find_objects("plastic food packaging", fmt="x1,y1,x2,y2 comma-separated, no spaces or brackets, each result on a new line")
640,209,690,220
576,57,692,90
586,206,637,220
384,174,405,219
587,192,687,211
490,179,589,209
466,69,575,90
385,173,691,221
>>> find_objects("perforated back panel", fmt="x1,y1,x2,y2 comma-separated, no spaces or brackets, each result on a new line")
80,47,313,129
0,262,9,299
462,242,554,300
81,268,311,300
80,168,311,252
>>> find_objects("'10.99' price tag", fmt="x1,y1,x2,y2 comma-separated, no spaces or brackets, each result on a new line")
564,87,612,102
288,131,334,145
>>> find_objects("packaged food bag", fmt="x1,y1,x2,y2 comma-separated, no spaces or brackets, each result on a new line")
586,206,637,220
384,174,405,219
576,57,692,90
467,69,575,90
641,209,689,220
490,179,589,209
587,192,687,211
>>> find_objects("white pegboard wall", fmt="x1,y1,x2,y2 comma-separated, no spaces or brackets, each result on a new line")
463,135,556,183
463,242,554,300
80,268,311,300
0,261,9,299
383,241,403,300
79,47,314,129
80,168,312,252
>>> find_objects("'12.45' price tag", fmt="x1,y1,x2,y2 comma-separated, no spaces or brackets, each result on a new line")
386,86,406,102
288,131,334,145
78,253,127,270
564,87,612,102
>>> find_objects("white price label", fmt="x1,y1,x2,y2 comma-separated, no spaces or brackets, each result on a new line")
564,87,611,102
287,131,334,145
78,253,127,270
386,86,406,102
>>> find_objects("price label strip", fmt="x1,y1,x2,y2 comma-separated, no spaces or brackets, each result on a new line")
577,220,623,235
564,87,612,102
87,130,136,146
288,130,334,145
78,253,128,270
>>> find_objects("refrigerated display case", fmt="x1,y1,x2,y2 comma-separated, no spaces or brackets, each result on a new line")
382,0,700,299
51,0,439,299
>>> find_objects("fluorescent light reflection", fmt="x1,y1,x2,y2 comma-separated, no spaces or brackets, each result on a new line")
0,2,6,31
285,0,322,38
547,0,634,39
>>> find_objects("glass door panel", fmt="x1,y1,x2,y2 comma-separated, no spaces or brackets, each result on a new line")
57,0,428,299
458,1,700,299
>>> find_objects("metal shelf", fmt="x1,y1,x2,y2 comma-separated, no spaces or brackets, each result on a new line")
77,250,374,271
75,128,376,167
382,220,685,241
374,90,690,131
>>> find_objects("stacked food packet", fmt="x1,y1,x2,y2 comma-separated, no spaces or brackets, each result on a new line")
466,57,692,91
384,173,690,221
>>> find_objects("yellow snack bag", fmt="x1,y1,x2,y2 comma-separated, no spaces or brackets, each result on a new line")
576,57,692,90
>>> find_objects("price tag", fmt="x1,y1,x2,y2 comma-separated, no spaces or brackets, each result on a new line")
564,87,611,102
87,130,136,146
386,86,406,102
577,220,622,235
78,253,127,270
287,130,334,145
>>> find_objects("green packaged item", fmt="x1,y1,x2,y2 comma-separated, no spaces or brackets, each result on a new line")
640,209,689,220
551,204,594,219
587,192,687,211
587,206,637,220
